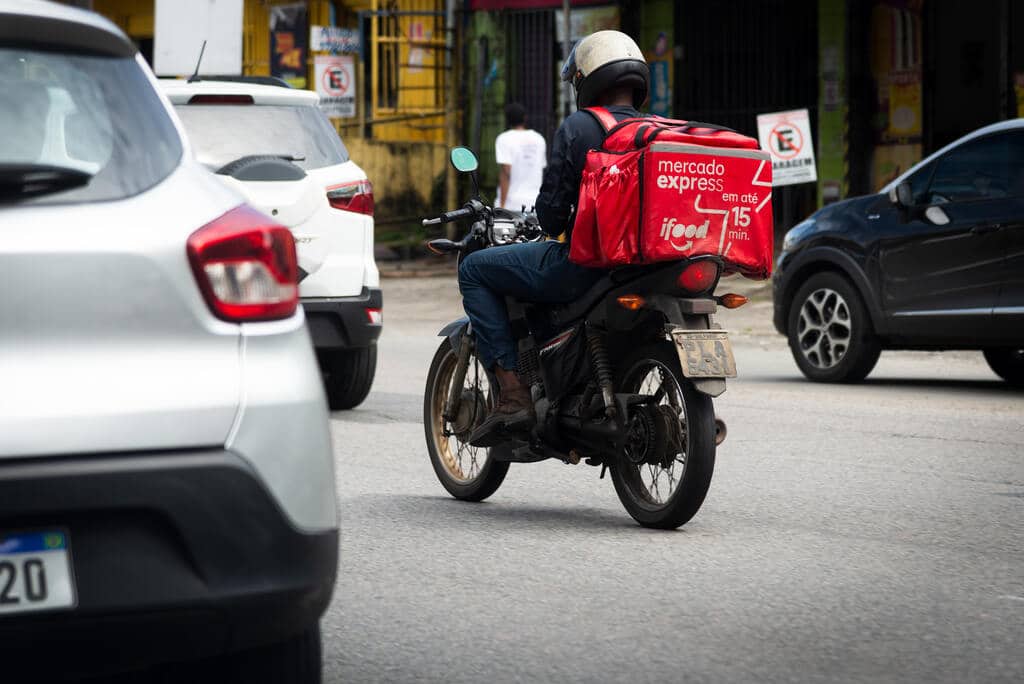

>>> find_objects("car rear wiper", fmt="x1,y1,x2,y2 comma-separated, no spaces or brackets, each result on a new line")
0,164,93,202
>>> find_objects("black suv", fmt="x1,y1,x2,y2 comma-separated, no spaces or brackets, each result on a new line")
773,120,1024,385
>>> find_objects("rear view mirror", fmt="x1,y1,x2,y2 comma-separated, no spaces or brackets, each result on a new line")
450,147,479,173
888,180,914,208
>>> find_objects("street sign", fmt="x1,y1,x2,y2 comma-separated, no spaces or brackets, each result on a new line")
756,109,817,187
315,55,356,118
310,25,361,53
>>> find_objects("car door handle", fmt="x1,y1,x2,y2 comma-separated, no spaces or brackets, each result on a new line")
971,223,1003,234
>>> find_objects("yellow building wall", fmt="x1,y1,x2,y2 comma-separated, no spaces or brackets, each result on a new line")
89,0,448,222
93,0,153,38
370,0,446,143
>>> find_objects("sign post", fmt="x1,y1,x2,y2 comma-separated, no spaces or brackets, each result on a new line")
756,109,817,187
315,55,356,119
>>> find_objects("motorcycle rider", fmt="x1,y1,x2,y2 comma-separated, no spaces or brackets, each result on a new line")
459,30,650,447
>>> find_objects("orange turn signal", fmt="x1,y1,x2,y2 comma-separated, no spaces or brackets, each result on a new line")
719,293,749,309
616,294,645,311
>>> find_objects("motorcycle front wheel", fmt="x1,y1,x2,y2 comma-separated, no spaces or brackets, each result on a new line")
423,337,509,501
610,341,716,529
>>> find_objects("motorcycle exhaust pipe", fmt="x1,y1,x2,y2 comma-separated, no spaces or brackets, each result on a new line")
715,416,727,446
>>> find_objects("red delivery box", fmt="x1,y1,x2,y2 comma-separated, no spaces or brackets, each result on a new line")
569,112,774,279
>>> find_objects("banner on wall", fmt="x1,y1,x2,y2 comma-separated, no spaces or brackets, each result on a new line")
554,5,620,43
270,4,308,88
756,109,817,187
315,55,356,118
1016,73,1024,118
310,26,361,54
646,29,672,117
154,0,243,76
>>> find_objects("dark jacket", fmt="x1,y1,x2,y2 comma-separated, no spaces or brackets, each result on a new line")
534,105,641,241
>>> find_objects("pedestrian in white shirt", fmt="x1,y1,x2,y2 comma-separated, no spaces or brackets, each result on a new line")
494,103,546,211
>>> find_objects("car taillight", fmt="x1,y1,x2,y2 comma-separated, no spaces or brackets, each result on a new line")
187,205,298,322
327,179,374,216
677,260,720,294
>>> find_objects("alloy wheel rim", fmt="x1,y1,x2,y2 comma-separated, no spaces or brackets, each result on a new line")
797,287,852,369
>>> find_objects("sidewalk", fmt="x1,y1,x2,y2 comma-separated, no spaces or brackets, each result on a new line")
380,264,781,344
380,257,772,300
379,256,457,279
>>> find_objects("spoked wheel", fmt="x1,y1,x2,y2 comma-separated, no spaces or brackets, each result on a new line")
423,337,509,501
610,341,715,529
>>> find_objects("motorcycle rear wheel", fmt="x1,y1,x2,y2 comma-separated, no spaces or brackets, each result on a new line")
610,341,716,529
423,337,509,501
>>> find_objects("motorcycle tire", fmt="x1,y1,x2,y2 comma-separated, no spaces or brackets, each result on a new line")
610,340,716,529
423,338,509,501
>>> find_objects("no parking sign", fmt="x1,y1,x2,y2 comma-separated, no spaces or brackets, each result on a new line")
756,109,817,187
315,55,356,118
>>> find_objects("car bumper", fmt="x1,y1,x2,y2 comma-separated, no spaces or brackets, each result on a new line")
0,450,337,680
303,286,383,350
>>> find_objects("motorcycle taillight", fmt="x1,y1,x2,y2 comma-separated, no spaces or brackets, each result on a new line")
677,261,720,295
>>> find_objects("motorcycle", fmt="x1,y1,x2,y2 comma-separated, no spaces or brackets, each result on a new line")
422,147,741,529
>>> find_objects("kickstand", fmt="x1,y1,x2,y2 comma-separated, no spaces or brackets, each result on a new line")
599,463,607,479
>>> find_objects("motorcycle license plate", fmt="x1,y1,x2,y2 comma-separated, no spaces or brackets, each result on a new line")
0,530,76,615
671,330,737,378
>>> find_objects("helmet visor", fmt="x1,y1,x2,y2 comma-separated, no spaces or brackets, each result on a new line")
559,42,578,82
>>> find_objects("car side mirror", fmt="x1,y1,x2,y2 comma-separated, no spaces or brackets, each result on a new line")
888,180,914,208
924,206,950,226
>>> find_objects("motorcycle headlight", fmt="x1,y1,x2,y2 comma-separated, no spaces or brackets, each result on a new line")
491,220,517,244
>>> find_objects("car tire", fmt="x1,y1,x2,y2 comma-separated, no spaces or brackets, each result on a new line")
214,625,322,684
320,346,377,410
787,271,881,383
983,347,1024,386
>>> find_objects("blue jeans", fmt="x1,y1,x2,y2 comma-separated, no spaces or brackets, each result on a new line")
458,241,605,371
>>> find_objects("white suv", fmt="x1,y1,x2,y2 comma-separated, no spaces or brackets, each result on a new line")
0,2,336,680
161,79,381,410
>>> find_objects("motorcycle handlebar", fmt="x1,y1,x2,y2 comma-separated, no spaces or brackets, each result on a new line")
422,205,475,226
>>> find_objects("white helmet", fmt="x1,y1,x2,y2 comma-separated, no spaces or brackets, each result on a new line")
560,30,649,109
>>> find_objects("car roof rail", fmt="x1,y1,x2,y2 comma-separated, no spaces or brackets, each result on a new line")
193,75,294,89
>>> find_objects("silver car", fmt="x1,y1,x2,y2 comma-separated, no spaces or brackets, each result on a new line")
0,2,337,680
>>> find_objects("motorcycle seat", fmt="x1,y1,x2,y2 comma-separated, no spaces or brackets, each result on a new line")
517,261,680,325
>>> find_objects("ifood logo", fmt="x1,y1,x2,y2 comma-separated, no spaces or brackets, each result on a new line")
660,217,709,251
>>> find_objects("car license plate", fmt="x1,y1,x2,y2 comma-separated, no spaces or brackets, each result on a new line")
671,330,738,378
0,530,76,615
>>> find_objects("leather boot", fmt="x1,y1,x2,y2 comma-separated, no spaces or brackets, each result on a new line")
468,366,535,447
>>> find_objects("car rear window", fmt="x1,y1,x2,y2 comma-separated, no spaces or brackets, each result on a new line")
174,104,350,171
0,48,182,204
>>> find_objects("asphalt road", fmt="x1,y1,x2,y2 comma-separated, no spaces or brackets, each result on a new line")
322,275,1023,684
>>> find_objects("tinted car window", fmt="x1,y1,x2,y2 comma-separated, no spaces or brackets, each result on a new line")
0,48,182,204
927,131,1024,203
174,104,349,171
